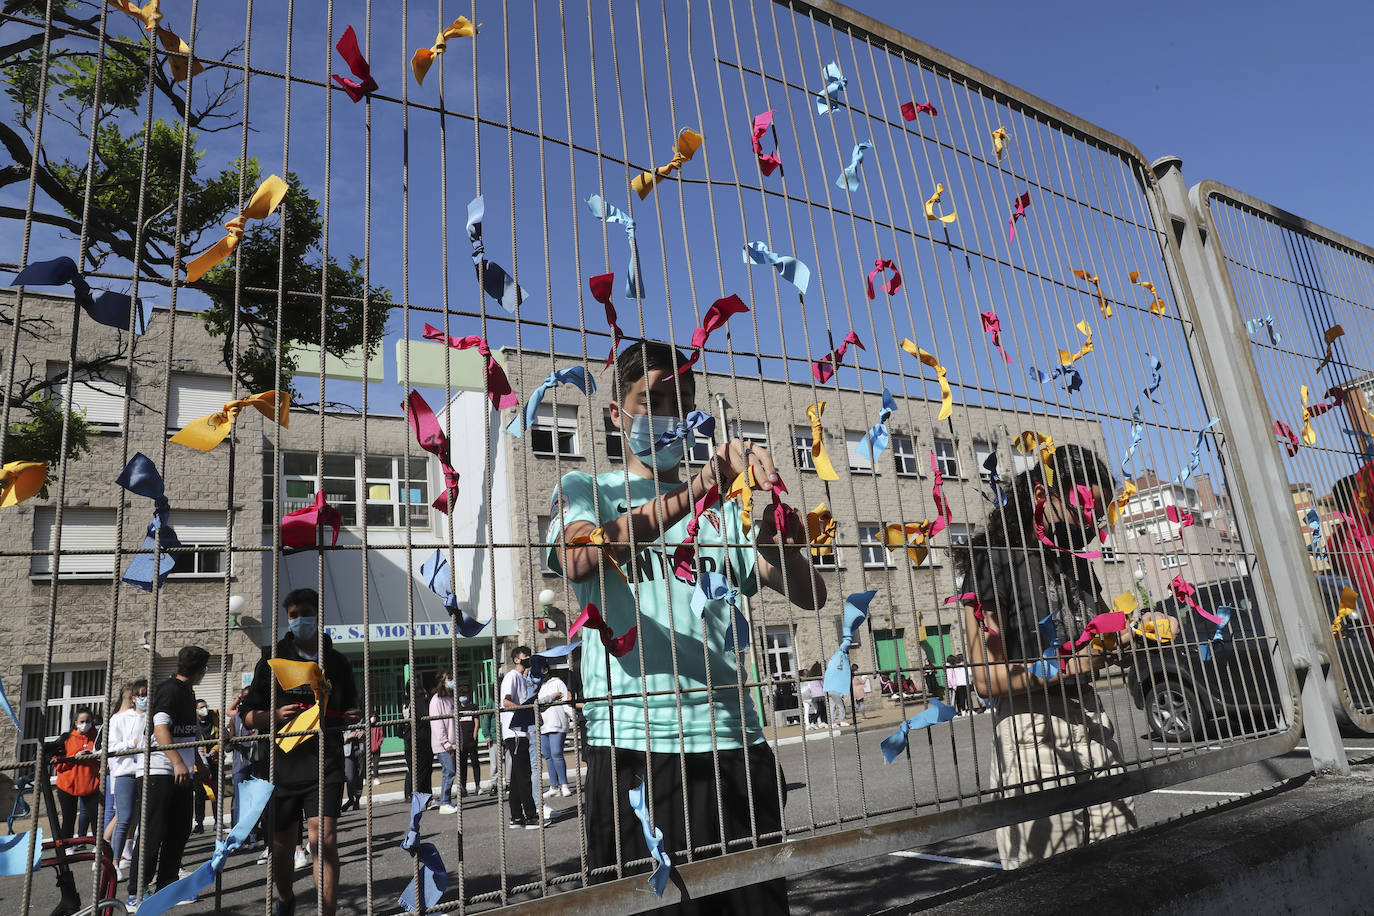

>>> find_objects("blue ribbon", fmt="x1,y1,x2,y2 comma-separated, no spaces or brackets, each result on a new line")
1141,353,1164,404
0,829,42,876
823,591,877,695
880,699,956,763
419,550,489,637
1245,315,1280,345
0,674,19,734
1174,417,1220,485
633,410,716,458
1305,508,1326,560
835,141,873,192
4,774,30,834
1121,404,1144,474
399,842,449,913
814,61,847,114
528,641,581,692
743,241,811,294
116,453,179,592
506,366,597,438
1028,364,1082,394
1198,605,1234,662
135,779,274,915
628,777,672,897
982,451,1008,506
11,257,149,334
401,792,431,852
466,196,527,314
1028,612,1061,680
1344,428,1374,462
855,388,895,461
689,571,751,652
585,195,646,300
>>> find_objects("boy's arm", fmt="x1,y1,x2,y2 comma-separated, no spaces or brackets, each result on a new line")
753,497,827,610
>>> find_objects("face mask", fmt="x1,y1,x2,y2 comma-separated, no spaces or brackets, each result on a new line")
625,413,690,471
1051,519,1096,551
77,722,91,734
288,616,317,641
198,709,208,719
446,679,456,690
458,695,469,703
134,697,148,712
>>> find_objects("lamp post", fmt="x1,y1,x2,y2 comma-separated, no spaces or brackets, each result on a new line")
1133,562,1152,609
538,588,557,639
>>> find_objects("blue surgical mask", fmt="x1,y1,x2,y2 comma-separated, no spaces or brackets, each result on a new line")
288,616,317,641
626,413,691,470
134,696,148,712
446,679,456,690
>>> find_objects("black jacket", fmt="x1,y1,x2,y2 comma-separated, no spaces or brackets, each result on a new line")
969,543,1101,664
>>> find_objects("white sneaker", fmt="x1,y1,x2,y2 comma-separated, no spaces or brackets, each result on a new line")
257,848,270,865
543,788,558,798
372,777,382,785
438,805,458,814
559,786,572,797
293,849,310,871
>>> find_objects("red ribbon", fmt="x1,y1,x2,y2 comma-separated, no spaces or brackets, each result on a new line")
1165,505,1195,528
980,311,1012,363
589,272,627,372
421,324,518,409
900,100,937,120
405,390,461,514
678,294,750,375
812,330,865,383
1171,575,1223,625
569,603,638,658
331,26,378,102
930,451,951,536
281,491,342,548
750,109,782,177
1007,192,1031,243
671,483,719,584
1273,420,1300,456
865,259,902,300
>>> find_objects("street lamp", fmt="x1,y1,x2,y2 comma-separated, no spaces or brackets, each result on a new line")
1133,562,1152,608
538,588,558,633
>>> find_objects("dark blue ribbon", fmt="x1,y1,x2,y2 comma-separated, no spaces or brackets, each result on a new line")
633,410,716,458
115,452,178,591
466,196,527,314
12,257,149,334
420,550,488,637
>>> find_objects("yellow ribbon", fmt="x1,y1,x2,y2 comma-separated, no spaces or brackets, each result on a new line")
0,461,47,508
410,16,478,86
1056,319,1094,367
1316,324,1345,374
107,1,205,82
631,128,704,200
568,526,629,583
806,503,836,556
1300,385,1317,447
883,521,938,568
1106,480,1137,529
170,390,290,451
184,175,289,283
1071,269,1112,318
1013,430,1056,487
724,467,757,535
923,183,957,223
1128,271,1167,317
899,339,952,421
805,403,840,481
1332,586,1358,639
991,126,1008,161
268,658,330,754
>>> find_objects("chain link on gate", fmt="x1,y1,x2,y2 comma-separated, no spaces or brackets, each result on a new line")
0,0,1352,913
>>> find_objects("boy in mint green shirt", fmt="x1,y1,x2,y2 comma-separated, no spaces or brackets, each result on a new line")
546,340,824,910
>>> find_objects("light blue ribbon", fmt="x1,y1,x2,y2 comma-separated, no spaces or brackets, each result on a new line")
1245,315,1280,345
1028,364,1082,394
689,571,751,652
466,195,527,314
1345,428,1374,462
743,241,811,294
880,699,956,764
135,779,274,915
628,777,672,897
420,550,489,638
1305,508,1327,560
855,388,895,461
116,452,179,592
402,792,431,851
1174,417,1220,485
983,451,1008,506
0,829,41,876
835,141,873,192
506,366,597,438
814,61,847,114
399,842,449,912
1198,605,1234,662
1142,353,1164,404
633,410,716,458
1121,404,1144,474
12,256,150,334
585,194,645,300
823,590,877,695
0,674,19,734
1027,612,1061,681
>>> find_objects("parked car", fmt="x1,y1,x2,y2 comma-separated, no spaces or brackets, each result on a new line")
1124,575,1374,741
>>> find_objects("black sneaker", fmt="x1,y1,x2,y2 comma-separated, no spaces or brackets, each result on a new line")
508,818,527,829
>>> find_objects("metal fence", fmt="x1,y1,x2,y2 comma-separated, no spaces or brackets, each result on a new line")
0,0,1355,913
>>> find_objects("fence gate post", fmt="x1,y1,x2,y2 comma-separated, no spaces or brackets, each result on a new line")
1150,156,1349,776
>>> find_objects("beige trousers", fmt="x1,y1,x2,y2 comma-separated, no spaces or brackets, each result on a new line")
990,689,1137,869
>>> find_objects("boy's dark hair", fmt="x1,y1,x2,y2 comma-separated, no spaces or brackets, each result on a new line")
514,645,532,660
177,645,211,678
133,678,148,691
614,339,696,402
283,587,319,613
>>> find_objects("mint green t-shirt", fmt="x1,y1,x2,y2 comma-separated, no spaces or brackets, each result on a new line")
545,469,763,754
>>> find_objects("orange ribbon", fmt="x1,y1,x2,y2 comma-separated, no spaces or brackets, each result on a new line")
0,461,46,508
991,127,1008,161
724,466,757,534
899,339,952,421
1316,324,1345,374
568,526,628,583
631,128,704,200
184,176,289,283
1332,587,1358,639
1013,430,1056,487
806,503,836,556
107,1,205,83
268,658,330,753
170,390,290,451
1071,269,1112,318
883,521,939,568
923,183,957,224
1106,481,1137,529
805,403,840,481
410,16,478,86
1128,271,1167,317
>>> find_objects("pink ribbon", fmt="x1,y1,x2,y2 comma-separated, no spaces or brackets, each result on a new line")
281,491,342,548
1171,575,1223,625
1273,420,1300,457
1007,192,1030,243
678,295,750,375
1165,505,1195,528
1059,612,1128,657
945,592,996,635
331,25,378,102
769,479,796,534
589,272,627,372
812,330,865,383
750,110,782,176
421,324,518,409
930,451,951,537
671,483,720,584
900,101,937,120
980,311,1012,363
569,603,638,658
1033,495,1104,560
405,390,461,514
865,259,902,300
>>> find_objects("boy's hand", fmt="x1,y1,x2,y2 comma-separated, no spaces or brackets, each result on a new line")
754,495,808,563
701,438,782,492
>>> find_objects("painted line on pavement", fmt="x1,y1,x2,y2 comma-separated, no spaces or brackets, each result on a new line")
1148,789,1245,797
888,850,1002,869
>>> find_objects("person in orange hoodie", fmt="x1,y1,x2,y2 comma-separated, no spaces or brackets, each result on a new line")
54,708,101,839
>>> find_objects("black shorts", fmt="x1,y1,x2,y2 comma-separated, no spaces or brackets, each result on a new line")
269,780,343,831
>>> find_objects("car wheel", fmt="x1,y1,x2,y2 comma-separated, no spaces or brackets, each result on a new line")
1145,680,1202,742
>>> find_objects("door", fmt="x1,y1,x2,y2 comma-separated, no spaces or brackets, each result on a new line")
872,628,909,675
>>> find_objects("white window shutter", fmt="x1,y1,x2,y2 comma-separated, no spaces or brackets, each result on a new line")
31,508,118,575
168,374,234,430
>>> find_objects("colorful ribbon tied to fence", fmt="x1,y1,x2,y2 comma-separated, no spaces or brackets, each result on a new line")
585,195,645,300
1171,575,1223,625
671,482,720,584
823,590,877,695
1165,505,1195,528
634,410,715,458
724,467,756,534
679,295,749,374
983,452,1008,506
588,272,627,370
116,452,178,591
170,390,289,450
923,183,957,223
631,127,704,199
332,25,377,101
947,592,997,635
569,603,637,658
883,455,950,567
405,390,460,513
690,571,751,651
1121,405,1145,474
184,175,288,283
411,16,477,86
421,323,519,409
280,491,342,548
1331,587,1359,640
1273,420,1300,456
881,700,956,763
399,841,449,913
1008,192,1031,243
420,549,489,638
855,388,896,461
805,402,839,481
1199,605,1234,661
866,259,902,299
507,367,597,438
991,126,1008,160
1070,269,1112,318
628,777,672,896
901,100,937,119
1014,430,1056,487
899,339,953,420
835,141,873,191
107,0,205,82
743,241,811,294
813,330,865,383
751,109,783,176
1141,353,1164,403
11,256,150,333
1175,417,1220,485
980,311,1012,363
1246,315,1280,345
1315,324,1345,374
0,462,46,508
267,658,329,753
1033,489,1105,560
814,61,846,114
1106,481,1138,529
1129,271,1168,316
466,196,528,313
806,503,836,556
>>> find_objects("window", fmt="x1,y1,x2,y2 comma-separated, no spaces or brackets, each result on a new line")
1160,552,1189,569
763,626,795,679
271,452,359,526
31,508,117,576
364,456,430,527
536,515,555,574
859,523,889,568
20,667,106,761
737,420,769,451
934,438,960,478
812,548,838,569
1099,532,1121,563
166,510,227,577
845,430,874,473
973,439,995,479
947,522,973,549
47,362,126,430
792,427,815,472
891,435,918,475
684,433,713,466
530,404,580,457
603,410,624,462
167,373,232,431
